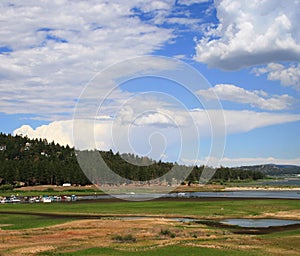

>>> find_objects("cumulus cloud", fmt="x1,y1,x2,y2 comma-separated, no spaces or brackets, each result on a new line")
177,0,210,6
197,84,293,110
252,63,300,90
194,0,300,70
13,122,74,147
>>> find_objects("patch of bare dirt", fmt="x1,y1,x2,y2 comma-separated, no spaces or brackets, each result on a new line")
260,210,300,220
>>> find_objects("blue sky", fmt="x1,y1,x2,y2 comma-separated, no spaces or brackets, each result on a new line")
1,0,300,167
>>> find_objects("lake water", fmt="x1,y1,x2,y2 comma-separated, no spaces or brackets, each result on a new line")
220,218,300,228
80,190,300,201
189,190,300,199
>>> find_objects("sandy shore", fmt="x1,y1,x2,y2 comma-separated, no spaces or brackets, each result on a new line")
12,184,300,193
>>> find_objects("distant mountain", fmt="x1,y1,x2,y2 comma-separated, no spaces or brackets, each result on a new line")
236,164,300,176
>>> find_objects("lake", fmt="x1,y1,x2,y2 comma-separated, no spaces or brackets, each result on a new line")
79,190,300,200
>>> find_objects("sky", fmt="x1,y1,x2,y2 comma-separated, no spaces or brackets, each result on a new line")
1,0,300,167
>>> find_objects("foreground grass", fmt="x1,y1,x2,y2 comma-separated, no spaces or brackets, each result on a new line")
44,246,261,256
0,199,298,256
258,229,300,252
0,199,299,220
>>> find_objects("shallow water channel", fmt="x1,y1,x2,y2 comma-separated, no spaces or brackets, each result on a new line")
115,216,300,229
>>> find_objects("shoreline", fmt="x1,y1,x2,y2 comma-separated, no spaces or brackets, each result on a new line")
7,184,300,196
223,186,300,191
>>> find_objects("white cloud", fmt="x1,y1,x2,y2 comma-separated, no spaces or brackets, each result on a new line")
133,112,175,127
194,0,300,70
177,0,210,5
252,63,300,90
197,84,293,110
190,109,300,134
0,0,175,120
13,122,74,147
166,17,201,27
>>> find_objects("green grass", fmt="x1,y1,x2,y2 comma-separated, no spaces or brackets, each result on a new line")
261,228,300,238
0,213,75,230
0,199,299,219
39,245,262,256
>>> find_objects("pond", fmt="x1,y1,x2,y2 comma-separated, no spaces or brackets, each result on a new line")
220,218,300,228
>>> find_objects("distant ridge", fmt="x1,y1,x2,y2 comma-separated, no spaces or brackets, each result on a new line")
236,164,300,176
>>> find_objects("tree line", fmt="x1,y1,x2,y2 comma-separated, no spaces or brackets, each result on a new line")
0,133,264,187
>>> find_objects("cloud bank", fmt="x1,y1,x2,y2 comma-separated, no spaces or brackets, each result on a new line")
14,109,300,165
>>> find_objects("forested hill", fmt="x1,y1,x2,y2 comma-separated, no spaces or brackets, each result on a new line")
0,133,89,186
0,133,265,187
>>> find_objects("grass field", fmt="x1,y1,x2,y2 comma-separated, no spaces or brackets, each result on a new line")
0,214,75,230
0,199,299,255
0,199,299,219
50,245,262,256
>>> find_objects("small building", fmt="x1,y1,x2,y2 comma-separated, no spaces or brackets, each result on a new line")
24,142,31,151
40,152,49,157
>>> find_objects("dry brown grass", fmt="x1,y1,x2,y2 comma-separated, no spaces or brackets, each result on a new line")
0,217,299,255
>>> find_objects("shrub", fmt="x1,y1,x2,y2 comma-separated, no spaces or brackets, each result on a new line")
0,184,13,191
160,229,176,238
113,234,136,243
